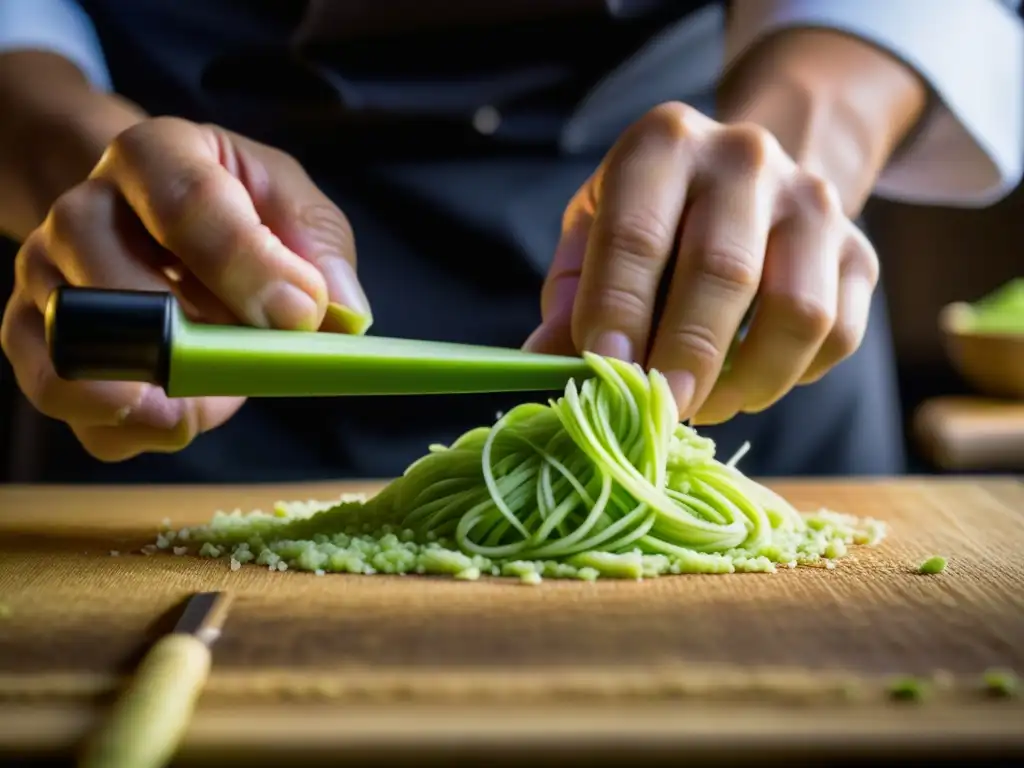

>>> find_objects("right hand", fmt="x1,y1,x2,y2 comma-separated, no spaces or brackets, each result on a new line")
1,117,372,461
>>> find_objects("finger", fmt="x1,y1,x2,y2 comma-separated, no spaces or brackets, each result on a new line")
571,104,706,363
697,208,841,424
93,118,328,330
229,131,371,329
72,396,243,462
799,226,879,384
3,290,243,450
1,293,155,427
45,179,239,326
523,202,592,355
44,178,173,294
10,193,246,437
648,130,774,418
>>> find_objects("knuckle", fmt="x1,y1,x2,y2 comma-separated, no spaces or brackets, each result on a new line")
158,165,229,247
770,292,835,343
589,284,650,325
13,233,47,291
845,232,881,287
715,123,777,171
792,172,843,218
696,245,761,293
600,211,675,264
640,101,702,143
267,145,304,175
107,120,160,165
825,322,864,361
661,323,723,368
46,187,93,243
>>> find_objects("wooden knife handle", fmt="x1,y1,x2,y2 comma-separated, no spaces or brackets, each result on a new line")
78,634,211,768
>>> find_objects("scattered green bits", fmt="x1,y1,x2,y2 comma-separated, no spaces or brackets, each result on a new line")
887,676,929,702
0,603,10,619
981,668,1019,698
918,555,948,575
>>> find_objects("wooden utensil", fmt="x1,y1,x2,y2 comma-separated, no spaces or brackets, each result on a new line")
78,591,233,768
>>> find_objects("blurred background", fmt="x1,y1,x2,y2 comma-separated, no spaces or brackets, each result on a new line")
1,184,1020,481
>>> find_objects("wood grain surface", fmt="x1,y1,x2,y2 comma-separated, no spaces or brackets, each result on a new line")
1,479,1022,765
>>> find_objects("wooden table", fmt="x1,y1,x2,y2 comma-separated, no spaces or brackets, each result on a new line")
1,478,1023,766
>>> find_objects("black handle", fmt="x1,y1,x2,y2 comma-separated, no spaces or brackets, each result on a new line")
45,287,175,386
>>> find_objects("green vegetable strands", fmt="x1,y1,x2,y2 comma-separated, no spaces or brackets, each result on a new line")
162,354,886,582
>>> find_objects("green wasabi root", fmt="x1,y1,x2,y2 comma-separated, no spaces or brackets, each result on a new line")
156,355,885,581
918,555,948,574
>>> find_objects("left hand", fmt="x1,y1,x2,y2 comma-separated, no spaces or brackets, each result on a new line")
524,101,879,425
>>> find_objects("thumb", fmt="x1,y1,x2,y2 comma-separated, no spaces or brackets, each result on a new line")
232,132,373,335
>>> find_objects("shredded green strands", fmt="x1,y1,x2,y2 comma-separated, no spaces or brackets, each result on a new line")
981,669,1019,698
964,277,1024,334
918,555,948,574
158,354,886,583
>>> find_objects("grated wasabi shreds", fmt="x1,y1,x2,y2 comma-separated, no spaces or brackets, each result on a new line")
159,355,886,582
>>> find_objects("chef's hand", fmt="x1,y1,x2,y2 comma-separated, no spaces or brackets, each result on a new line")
2,117,372,461
525,102,879,424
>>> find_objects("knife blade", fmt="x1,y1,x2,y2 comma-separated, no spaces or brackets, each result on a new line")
78,591,233,768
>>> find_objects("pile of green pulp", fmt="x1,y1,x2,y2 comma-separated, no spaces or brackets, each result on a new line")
156,355,885,583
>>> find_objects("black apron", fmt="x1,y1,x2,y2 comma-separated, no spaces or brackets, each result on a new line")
22,0,906,482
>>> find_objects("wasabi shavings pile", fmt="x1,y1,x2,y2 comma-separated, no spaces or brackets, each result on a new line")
156,355,885,582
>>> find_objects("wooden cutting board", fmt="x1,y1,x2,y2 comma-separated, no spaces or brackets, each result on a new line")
1,479,1023,766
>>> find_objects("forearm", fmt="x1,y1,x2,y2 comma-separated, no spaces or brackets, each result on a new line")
0,50,145,240
717,28,927,216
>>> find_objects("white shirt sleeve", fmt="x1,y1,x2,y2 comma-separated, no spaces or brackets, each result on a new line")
0,0,112,91
726,0,1024,207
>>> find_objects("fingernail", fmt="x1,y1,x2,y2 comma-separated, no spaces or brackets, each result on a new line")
319,257,371,317
325,302,374,335
584,330,633,362
258,281,320,331
663,370,696,415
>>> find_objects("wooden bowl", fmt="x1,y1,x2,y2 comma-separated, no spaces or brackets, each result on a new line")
939,302,1024,400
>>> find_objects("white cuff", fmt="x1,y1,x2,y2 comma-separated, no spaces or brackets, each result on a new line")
726,0,1024,207
0,0,112,91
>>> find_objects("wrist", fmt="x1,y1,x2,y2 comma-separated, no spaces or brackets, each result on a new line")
0,51,146,238
717,29,926,215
